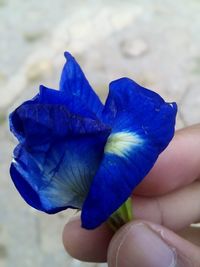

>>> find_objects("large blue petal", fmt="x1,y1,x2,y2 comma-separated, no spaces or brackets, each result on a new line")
59,52,103,118
82,78,177,229
10,123,110,213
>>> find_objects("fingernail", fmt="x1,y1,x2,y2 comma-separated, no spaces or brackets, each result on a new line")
114,224,176,267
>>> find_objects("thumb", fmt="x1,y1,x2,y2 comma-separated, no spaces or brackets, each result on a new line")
108,220,200,267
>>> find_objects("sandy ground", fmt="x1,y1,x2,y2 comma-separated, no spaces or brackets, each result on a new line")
0,0,200,266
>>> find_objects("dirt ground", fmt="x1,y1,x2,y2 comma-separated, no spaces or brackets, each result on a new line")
0,0,200,266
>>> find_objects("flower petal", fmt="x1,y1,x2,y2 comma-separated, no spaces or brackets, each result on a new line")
10,103,111,212
9,101,110,148
59,52,103,118
82,78,177,229
9,96,39,142
39,85,97,119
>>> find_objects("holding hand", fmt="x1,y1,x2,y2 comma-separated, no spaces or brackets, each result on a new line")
63,125,200,267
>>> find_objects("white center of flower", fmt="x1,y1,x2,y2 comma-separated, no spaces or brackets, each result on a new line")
104,132,143,157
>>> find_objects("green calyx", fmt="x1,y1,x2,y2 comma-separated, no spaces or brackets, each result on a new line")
107,197,133,232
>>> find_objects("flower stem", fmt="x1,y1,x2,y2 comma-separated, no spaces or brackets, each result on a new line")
107,197,133,232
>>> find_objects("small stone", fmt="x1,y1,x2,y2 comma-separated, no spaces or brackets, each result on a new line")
0,113,6,125
0,244,7,259
0,71,6,82
23,31,44,43
121,39,148,57
0,0,6,7
26,59,53,82
110,6,142,30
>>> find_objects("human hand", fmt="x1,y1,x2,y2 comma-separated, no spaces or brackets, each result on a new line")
63,125,200,267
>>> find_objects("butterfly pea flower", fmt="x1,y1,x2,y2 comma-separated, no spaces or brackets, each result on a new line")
9,52,177,229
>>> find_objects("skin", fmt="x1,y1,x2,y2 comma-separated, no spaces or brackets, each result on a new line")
63,125,200,266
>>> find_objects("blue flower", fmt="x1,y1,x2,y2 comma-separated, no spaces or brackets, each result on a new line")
10,52,177,229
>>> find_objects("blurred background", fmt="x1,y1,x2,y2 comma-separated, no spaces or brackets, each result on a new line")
0,0,200,266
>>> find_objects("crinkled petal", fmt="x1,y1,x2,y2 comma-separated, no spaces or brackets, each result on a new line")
39,85,96,119
10,122,110,213
9,101,110,148
82,78,177,229
9,96,39,142
59,52,103,118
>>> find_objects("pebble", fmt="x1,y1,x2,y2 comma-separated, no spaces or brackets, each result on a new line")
0,72,6,82
23,31,44,43
121,38,148,57
0,244,7,259
26,59,53,82
0,0,6,7
110,6,142,30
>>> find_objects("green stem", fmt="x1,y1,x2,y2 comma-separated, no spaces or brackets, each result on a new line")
107,197,133,232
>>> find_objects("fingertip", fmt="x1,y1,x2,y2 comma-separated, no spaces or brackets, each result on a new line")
108,220,200,267
108,220,176,267
62,217,113,262
62,217,81,259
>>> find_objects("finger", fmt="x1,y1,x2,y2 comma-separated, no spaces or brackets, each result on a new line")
63,181,200,262
62,217,113,262
108,220,200,267
133,181,200,231
135,124,200,196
